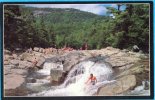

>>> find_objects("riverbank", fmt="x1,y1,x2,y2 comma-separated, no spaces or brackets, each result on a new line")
4,47,150,96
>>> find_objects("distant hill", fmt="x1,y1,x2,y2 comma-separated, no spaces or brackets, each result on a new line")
19,6,111,49
33,8,103,24
26,7,107,22
5,4,149,52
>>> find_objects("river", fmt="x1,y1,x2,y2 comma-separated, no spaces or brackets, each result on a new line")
26,59,115,96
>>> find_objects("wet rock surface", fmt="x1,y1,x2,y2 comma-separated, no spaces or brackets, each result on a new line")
3,47,150,96
50,69,66,85
97,75,136,95
5,87,33,96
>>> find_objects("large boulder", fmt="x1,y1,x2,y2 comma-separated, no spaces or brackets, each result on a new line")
10,59,20,66
4,68,30,96
36,57,45,68
4,69,27,90
113,58,149,86
5,87,31,96
63,51,84,71
97,75,136,95
19,61,32,69
48,51,88,85
46,51,84,72
105,53,140,68
4,74,25,90
10,69,28,76
114,62,145,79
20,53,33,61
33,47,40,52
63,59,79,71
50,69,66,86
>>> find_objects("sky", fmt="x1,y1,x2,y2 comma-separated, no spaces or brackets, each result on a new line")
24,4,126,15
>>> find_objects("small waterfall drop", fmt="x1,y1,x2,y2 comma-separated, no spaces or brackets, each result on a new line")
37,62,63,75
28,60,114,96
26,62,63,91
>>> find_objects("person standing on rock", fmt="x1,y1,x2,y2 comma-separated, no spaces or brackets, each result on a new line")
32,58,38,67
85,74,97,85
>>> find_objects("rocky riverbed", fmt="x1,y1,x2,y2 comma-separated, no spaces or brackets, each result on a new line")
3,47,150,96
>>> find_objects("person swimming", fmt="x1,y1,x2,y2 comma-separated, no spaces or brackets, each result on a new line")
85,74,97,85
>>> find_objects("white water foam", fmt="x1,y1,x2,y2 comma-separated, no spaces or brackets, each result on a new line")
26,62,61,89
37,62,63,75
28,61,114,96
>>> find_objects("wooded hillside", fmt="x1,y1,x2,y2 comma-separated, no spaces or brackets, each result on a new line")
4,4,149,52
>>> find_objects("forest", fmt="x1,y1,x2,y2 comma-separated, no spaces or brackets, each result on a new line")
4,4,149,52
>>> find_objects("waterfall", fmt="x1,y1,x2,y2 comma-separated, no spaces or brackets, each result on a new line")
26,62,63,91
37,62,63,75
28,60,114,96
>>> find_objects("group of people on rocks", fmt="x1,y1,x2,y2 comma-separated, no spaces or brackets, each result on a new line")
30,43,89,68
28,43,88,54
44,48,58,54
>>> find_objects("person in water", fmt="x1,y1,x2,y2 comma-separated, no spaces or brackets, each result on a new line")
85,74,97,85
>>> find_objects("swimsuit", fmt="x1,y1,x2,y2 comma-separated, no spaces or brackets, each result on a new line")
91,80,96,85
90,76,96,85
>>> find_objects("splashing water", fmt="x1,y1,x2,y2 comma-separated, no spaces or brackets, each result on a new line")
37,62,63,75
28,61,114,96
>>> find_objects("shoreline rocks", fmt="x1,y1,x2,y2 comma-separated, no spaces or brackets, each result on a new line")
97,75,136,95
3,47,150,96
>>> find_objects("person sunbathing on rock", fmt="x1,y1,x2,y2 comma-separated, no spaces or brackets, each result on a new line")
85,73,97,85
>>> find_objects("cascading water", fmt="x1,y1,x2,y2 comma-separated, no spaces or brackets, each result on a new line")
37,62,63,75
26,62,63,91
27,60,115,96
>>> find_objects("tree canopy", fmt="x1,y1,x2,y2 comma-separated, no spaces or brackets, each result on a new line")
4,4,150,52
